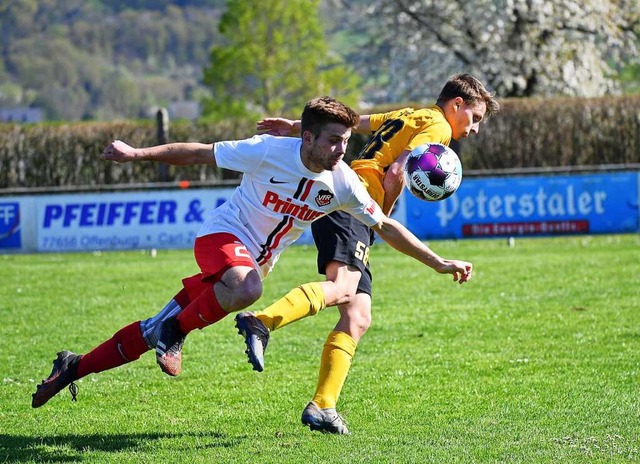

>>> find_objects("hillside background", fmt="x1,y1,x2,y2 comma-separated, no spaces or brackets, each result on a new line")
0,0,377,121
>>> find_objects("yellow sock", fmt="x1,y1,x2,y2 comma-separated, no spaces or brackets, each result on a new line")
254,282,326,331
313,331,357,409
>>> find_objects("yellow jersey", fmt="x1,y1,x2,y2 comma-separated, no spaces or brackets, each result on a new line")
350,105,452,208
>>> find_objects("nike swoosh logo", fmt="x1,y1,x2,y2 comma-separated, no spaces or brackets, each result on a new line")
269,177,287,184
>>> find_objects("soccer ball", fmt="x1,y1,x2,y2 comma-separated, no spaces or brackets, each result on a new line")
404,143,462,201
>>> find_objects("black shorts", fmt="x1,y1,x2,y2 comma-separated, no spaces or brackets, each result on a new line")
311,210,376,295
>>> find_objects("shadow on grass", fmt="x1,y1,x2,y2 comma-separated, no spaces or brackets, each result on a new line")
0,431,245,462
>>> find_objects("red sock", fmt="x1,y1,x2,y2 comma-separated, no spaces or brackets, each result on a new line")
179,273,211,306
76,321,150,379
173,287,191,309
176,285,228,333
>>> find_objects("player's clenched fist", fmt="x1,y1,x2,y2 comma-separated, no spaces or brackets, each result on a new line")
102,140,137,163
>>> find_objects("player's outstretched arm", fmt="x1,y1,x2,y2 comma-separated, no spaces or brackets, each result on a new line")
354,115,371,134
256,115,371,136
102,140,216,166
372,216,472,284
256,118,299,136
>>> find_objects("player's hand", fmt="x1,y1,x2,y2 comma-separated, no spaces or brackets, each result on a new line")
102,140,137,163
256,118,297,136
438,259,473,284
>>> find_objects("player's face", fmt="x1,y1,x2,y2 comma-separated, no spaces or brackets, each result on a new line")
302,123,351,173
447,98,487,140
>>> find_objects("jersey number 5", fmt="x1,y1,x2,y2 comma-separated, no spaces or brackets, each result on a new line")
354,241,370,266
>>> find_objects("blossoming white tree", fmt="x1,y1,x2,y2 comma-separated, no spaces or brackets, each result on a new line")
362,0,639,99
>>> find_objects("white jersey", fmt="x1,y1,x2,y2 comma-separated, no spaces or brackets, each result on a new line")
198,134,384,279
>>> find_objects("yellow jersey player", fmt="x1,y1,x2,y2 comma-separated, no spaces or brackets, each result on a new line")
352,105,457,214
238,73,499,434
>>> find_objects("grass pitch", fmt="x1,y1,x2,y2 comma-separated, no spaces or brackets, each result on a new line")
1,234,639,463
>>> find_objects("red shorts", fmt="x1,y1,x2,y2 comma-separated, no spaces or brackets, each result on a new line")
193,233,257,282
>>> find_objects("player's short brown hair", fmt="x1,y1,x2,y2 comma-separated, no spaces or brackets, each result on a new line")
300,96,360,137
437,73,500,117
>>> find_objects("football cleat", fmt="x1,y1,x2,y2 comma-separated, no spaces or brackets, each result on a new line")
156,316,186,376
235,312,270,372
301,401,350,435
32,350,81,408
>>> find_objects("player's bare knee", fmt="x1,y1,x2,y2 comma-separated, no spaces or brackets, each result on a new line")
229,277,262,311
217,267,262,311
355,310,371,335
233,289,262,310
337,305,371,339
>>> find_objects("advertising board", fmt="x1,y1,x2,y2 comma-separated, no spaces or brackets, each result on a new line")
1,171,638,253
405,172,639,239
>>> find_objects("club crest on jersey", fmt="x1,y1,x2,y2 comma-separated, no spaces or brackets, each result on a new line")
315,189,334,207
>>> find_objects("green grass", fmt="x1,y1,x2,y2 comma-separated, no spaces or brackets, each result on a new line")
1,235,639,463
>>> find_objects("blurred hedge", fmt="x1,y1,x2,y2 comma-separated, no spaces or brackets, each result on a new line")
0,119,256,189
459,95,640,170
1,96,639,190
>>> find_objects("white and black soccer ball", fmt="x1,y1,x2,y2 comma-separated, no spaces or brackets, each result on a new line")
403,143,462,201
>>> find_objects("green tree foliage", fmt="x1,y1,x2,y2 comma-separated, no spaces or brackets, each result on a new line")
201,0,361,120
619,64,640,95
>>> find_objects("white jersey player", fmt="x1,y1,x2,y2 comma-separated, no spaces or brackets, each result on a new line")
32,97,473,418
204,134,383,278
